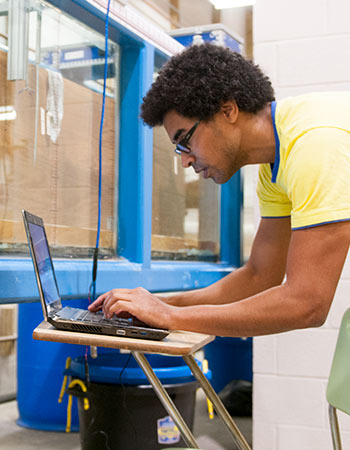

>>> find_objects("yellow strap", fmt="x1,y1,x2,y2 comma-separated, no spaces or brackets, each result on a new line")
66,395,73,433
68,379,90,410
64,379,91,433
58,357,90,432
58,357,72,404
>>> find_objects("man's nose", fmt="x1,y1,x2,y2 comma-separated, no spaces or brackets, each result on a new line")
181,152,195,168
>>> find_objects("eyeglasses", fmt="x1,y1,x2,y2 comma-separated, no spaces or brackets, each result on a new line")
174,121,200,155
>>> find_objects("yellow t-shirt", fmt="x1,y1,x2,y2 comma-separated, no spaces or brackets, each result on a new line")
257,92,350,229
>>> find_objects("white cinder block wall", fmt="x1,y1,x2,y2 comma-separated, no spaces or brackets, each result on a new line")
253,1,350,449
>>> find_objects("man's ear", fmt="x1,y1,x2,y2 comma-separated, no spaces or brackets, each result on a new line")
221,101,239,123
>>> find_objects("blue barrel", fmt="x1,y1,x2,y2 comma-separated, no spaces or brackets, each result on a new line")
66,352,208,385
17,300,88,431
204,337,252,393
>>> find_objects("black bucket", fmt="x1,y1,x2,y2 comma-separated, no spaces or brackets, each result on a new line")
65,353,210,450
74,379,198,450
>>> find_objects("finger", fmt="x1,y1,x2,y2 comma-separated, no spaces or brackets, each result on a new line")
89,304,103,312
91,291,109,306
108,300,136,318
104,295,135,318
103,291,135,315
89,292,109,309
115,310,134,319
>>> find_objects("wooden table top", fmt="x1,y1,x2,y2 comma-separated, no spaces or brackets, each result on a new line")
33,321,215,356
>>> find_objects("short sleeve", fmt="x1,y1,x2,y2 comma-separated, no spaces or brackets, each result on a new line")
257,163,292,218
285,127,350,229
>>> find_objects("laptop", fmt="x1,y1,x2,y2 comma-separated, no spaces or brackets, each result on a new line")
22,210,169,341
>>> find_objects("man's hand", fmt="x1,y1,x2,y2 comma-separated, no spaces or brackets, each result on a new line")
88,287,175,329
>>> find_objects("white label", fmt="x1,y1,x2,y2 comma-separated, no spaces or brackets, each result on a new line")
157,416,180,445
64,50,85,61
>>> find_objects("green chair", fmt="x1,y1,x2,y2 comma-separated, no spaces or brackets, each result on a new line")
326,308,350,450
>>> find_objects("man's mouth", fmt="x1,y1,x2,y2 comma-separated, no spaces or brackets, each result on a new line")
194,167,206,175
194,167,210,179
202,168,209,179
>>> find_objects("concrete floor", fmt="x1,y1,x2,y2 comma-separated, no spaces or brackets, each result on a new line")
0,390,252,450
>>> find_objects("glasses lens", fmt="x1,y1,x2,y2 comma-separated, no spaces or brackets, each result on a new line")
176,142,190,153
174,121,199,155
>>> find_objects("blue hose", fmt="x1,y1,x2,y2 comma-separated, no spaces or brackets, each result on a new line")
90,0,112,302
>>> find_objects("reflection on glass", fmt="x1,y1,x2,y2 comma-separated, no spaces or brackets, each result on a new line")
152,124,220,262
0,0,119,257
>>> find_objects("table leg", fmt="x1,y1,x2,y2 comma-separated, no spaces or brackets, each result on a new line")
183,354,252,450
132,351,199,449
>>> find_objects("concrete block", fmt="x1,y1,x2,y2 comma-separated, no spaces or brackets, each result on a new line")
277,425,333,450
253,421,277,450
327,0,350,34
275,84,331,100
253,334,277,374
341,249,350,279
254,374,326,427
325,280,350,328
253,43,278,87
277,36,350,86
253,0,327,43
276,328,337,378
276,83,350,100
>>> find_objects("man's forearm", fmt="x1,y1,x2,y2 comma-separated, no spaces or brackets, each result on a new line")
163,263,282,307
168,282,326,337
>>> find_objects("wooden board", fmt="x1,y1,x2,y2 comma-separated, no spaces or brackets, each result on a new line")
33,321,215,356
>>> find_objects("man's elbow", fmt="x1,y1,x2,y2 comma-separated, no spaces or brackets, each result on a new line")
301,297,332,328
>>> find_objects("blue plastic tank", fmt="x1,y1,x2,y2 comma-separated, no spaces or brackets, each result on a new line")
17,300,87,431
66,353,210,385
204,337,252,393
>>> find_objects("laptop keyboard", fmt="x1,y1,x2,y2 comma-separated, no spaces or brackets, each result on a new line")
78,310,130,326
56,307,131,327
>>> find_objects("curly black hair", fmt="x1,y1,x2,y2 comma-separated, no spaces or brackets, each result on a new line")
140,43,275,126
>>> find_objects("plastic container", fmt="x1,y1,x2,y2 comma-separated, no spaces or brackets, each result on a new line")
67,353,210,450
75,380,197,450
169,23,243,53
17,300,87,431
66,353,205,385
204,337,252,393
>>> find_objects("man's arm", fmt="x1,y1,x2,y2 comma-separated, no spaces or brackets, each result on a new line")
90,221,349,337
163,217,292,306
167,221,349,336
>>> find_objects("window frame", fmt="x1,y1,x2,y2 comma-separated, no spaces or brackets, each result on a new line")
0,0,242,305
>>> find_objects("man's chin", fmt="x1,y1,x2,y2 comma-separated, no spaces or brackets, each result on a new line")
211,172,232,184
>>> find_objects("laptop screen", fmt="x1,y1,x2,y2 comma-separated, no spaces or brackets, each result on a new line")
28,222,60,307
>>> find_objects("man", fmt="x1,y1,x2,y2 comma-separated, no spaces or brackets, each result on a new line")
89,43,350,337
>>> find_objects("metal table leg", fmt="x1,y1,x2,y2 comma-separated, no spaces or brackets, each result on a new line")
132,351,199,449
183,354,252,450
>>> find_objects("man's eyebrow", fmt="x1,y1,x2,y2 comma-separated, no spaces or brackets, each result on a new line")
173,128,185,143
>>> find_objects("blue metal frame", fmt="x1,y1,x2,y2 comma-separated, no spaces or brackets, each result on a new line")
0,0,242,305
0,259,233,304
118,42,154,266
